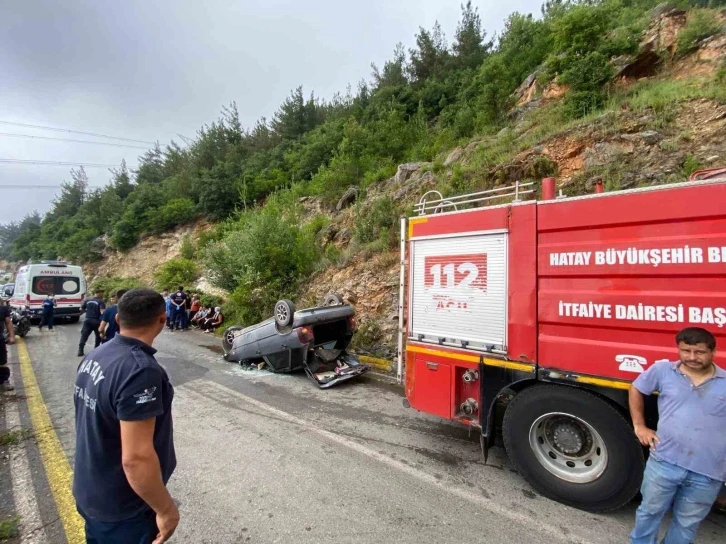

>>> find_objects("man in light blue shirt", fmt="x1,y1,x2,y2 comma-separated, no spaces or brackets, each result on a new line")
629,327,725,544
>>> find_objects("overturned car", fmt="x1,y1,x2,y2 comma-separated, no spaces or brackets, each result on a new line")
222,294,370,388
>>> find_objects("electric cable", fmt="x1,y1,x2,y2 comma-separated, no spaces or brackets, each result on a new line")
0,159,121,167
0,120,155,145
0,131,149,149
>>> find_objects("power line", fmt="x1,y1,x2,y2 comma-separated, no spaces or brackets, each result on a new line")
0,159,121,167
0,120,156,145
0,184,105,189
0,131,149,149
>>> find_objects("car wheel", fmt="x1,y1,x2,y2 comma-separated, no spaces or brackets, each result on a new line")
274,299,295,328
222,325,243,355
502,384,644,512
323,293,344,306
69,316,80,324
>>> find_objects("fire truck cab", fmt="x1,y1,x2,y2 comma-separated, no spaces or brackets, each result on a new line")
399,174,726,512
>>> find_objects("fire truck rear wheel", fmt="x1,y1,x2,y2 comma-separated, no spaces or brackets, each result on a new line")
502,384,644,512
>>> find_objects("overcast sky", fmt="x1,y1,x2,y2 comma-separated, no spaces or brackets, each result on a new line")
0,0,542,223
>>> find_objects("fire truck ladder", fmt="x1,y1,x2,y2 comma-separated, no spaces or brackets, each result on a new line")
413,180,536,216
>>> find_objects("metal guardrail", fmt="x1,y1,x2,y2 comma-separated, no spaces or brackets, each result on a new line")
414,181,535,216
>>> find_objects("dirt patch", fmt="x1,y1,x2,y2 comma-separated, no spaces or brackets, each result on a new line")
542,138,591,181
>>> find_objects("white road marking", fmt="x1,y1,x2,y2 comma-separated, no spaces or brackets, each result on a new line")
179,379,590,544
5,397,50,544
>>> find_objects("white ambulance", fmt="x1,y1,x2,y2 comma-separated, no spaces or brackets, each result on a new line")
9,261,87,323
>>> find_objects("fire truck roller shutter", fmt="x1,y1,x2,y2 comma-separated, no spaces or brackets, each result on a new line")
409,232,507,351
502,384,644,512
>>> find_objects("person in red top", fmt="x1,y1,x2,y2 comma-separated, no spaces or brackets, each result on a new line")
189,295,201,324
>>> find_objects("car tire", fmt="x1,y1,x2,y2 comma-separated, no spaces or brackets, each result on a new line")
323,293,344,306
274,299,295,328
222,325,243,355
502,384,644,513
69,316,80,324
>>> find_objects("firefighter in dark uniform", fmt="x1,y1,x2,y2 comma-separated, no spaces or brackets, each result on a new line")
78,290,106,356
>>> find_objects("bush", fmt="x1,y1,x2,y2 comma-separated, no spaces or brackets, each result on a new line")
354,196,397,244
153,258,199,290
677,9,723,56
198,292,224,309
90,276,146,297
302,215,329,239
560,51,613,118
717,59,726,85
180,234,196,260
203,207,318,325
148,198,196,234
361,160,397,189
111,217,140,251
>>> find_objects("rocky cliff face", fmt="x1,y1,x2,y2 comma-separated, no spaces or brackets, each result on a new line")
83,219,211,285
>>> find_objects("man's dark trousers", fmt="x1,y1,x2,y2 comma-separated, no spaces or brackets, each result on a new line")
79,319,101,351
172,307,185,330
0,338,9,384
79,507,158,544
40,310,54,330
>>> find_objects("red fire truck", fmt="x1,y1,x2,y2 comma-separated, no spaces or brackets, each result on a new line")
398,170,726,512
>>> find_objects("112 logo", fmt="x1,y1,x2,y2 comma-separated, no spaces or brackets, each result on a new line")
424,254,487,291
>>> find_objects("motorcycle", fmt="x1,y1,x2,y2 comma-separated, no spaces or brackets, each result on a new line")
2,307,31,342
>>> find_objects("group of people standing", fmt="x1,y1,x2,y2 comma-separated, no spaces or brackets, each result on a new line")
74,287,226,355
77,288,128,356
162,287,224,333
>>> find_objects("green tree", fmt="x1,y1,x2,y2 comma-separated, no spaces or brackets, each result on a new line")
110,160,135,199
271,87,325,141
408,22,450,84
47,168,88,221
453,1,491,70
372,43,409,88
195,170,238,221
135,145,165,186
111,216,140,251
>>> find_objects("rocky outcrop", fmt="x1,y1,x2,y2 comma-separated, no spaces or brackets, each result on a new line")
336,186,359,211
515,71,539,105
613,5,687,79
444,147,464,166
84,219,211,286
394,162,430,184
620,130,661,145
193,276,228,298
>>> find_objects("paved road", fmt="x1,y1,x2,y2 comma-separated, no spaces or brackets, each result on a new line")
2,322,725,543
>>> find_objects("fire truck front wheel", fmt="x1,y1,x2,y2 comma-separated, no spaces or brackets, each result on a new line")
502,385,644,512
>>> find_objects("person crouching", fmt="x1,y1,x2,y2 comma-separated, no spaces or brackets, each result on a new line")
200,307,224,333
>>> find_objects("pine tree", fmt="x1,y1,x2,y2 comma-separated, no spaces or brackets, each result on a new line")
453,1,491,70
408,22,450,83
